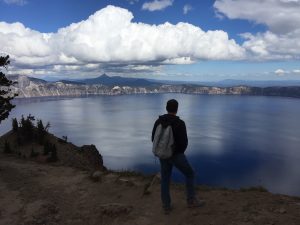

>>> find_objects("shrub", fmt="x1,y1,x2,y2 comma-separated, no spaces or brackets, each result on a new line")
45,122,50,132
62,136,68,143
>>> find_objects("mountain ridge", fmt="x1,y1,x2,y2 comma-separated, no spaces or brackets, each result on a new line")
76,74,159,87
8,74,300,88
7,74,300,98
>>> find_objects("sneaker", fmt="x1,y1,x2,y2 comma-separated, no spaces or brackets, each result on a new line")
187,199,205,208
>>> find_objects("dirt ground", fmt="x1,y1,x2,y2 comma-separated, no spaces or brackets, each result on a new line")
0,154,300,225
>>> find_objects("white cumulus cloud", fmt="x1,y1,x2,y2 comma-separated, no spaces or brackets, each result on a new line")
293,69,300,74
214,0,300,60
214,0,300,34
274,69,300,76
2,0,27,5
142,0,173,11
126,0,139,5
183,4,192,15
0,5,245,76
163,57,195,64
275,69,287,76
241,30,300,60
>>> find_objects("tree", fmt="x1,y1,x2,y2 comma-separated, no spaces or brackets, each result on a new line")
20,114,35,141
12,118,18,132
36,119,45,143
0,55,17,124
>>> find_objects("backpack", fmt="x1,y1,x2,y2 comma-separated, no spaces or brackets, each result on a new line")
152,124,174,159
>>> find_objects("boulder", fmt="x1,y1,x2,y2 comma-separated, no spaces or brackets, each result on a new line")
80,145,105,171
91,170,103,182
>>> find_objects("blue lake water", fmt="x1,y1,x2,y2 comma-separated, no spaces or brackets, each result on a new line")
1,94,300,196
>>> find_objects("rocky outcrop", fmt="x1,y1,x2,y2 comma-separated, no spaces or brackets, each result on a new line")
80,145,104,171
0,130,106,171
57,142,106,171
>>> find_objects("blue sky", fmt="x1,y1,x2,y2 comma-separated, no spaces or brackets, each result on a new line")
1,0,300,81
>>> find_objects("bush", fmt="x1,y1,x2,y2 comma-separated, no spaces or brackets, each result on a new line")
45,121,50,132
62,136,67,143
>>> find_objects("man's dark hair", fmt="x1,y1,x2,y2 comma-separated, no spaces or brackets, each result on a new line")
166,99,178,113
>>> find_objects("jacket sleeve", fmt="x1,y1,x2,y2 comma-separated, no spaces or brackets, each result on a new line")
176,121,188,153
151,119,160,142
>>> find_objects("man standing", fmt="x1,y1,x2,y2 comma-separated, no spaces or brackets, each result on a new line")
152,99,205,214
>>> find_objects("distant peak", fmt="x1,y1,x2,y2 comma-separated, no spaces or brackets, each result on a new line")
100,74,110,78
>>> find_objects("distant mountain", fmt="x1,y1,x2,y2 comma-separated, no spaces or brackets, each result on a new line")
7,74,300,98
145,78,300,87
7,74,47,89
194,79,300,88
7,74,47,83
78,74,159,87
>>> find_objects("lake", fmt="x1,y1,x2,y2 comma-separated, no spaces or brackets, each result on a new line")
1,94,300,196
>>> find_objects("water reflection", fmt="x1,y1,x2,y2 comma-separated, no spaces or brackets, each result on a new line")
1,94,300,196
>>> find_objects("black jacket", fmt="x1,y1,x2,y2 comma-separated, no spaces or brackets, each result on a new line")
151,114,188,154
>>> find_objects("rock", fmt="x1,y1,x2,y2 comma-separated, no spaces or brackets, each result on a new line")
279,208,287,214
80,145,105,170
116,178,135,186
63,144,106,171
91,170,103,182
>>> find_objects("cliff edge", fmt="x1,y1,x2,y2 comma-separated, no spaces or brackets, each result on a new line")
0,131,300,225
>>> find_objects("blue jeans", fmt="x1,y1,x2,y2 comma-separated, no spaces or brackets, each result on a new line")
159,153,195,208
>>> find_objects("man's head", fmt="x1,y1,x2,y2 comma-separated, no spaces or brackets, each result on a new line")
166,99,178,114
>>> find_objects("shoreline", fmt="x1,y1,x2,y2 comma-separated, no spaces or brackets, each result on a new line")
13,91,300,100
